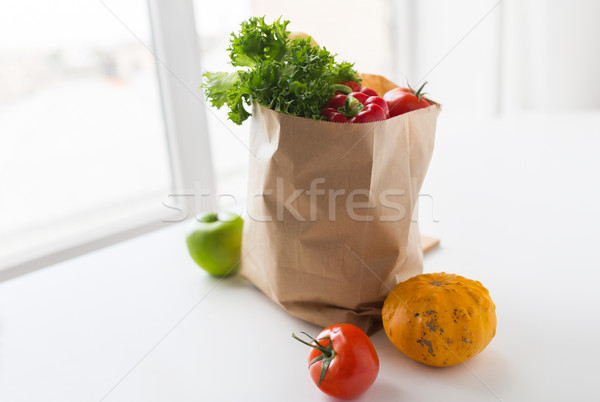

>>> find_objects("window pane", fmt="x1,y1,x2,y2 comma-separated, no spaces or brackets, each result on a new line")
251,0,395,78
0,1,170,267
194,0,252,212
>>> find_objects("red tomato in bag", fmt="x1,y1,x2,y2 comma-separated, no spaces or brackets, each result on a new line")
384,82,436,117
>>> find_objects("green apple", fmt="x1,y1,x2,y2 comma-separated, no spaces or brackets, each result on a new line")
186,211,244,277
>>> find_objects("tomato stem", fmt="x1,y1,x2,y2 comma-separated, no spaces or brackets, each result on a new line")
406,81,439,105
292,332,337,386
414,81,427,98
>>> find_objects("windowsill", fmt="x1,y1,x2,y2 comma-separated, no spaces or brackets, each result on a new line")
0,193,181,282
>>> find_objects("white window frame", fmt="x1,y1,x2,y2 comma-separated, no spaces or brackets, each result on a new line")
0,0,214,282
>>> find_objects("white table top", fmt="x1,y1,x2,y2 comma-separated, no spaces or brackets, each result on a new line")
1,112,599,401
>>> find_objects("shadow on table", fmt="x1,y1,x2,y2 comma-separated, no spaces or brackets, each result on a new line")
203,272,250,290
371,330,509,398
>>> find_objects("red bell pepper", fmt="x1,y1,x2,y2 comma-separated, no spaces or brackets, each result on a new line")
337,81,361,92
360,87,379,97
321,83,389,123
348,103,386,123
320,107,348,123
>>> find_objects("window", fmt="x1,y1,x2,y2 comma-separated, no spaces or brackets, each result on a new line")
194,0,252,213
0,1,172,272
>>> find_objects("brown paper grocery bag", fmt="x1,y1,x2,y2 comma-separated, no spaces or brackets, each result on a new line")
241,75,440,333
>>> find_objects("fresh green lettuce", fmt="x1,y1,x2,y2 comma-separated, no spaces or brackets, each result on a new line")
202,17,360,125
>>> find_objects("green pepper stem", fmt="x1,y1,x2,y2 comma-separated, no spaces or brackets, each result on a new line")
332,84,352,94
337,95,364,117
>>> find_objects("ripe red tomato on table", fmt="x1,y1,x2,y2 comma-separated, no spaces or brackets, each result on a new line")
293,324,379,399
383,81,436,117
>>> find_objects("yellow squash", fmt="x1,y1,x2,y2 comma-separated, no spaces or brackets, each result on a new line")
382,272,496,367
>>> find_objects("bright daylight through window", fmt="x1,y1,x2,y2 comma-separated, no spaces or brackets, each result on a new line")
0,1,171,269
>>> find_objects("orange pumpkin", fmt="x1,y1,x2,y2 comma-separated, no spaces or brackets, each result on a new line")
382,272,496,367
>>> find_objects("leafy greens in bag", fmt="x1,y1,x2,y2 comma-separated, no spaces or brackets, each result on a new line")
202,17,360,125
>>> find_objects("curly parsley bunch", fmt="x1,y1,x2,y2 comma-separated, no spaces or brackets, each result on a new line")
202,17,360,125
